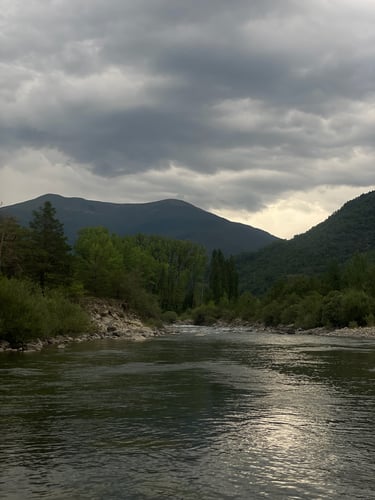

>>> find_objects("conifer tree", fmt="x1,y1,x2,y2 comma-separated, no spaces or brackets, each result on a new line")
0,215,25,277
26,201,72,290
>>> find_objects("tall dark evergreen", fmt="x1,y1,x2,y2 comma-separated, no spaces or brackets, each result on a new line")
26,201,72,290
209,249,239,304
0,215,25,277
226,256,239,301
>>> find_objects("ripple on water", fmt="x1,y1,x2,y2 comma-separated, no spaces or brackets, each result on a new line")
0,327,375,499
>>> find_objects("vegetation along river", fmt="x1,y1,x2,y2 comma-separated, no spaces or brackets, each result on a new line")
1,326,375,499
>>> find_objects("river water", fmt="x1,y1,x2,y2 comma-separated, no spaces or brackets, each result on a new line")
1,326,375,499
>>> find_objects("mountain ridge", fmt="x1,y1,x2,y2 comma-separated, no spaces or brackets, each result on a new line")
0,193,280,256
236,190,375,293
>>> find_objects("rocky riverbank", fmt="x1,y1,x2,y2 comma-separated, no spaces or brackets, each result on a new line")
2,301,375,354
254,324,375,339
212,319,375,340
0,298,163,353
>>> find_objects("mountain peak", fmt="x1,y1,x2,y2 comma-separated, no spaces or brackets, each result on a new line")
1,194,279,256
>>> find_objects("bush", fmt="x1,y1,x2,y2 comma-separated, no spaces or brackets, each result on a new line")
280,303,298,325
321,289,371,328
295,292,323,329
161,310,178,324
261,300,282,326
191,302,219,325
45,291,91,336
0,278,49,347
321,291,345,328
340,289,371,327
236,292,260,322
0,277,91,347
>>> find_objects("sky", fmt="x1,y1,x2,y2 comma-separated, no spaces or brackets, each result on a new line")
1,0,375,239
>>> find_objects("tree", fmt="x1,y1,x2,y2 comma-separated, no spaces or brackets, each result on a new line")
25,201,72,290
0,215,25,277
208,250,239,304
130,235,207,312
74,226,124,296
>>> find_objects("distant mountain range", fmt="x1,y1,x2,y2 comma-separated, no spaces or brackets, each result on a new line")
236,190,375,294
0,194,279,256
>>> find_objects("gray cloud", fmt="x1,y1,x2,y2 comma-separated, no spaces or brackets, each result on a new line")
1,0,375,229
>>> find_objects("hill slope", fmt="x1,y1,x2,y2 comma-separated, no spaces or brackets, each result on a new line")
236,190,375,294
1,194,279,255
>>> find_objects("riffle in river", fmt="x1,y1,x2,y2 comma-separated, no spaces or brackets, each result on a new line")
1,325,375,499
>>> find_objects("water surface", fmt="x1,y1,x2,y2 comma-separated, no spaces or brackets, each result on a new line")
1,326,375,499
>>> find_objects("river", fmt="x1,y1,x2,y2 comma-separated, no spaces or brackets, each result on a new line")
1,326,375,499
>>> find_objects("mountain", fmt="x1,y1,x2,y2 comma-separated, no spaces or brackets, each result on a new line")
236,190,375,294
0,193,279,255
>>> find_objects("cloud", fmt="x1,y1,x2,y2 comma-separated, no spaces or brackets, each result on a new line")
1,0,375,238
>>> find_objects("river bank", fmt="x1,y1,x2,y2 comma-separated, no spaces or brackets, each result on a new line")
2,302,375,353
0,298,163,353
250,323,375,339
210,319,375,340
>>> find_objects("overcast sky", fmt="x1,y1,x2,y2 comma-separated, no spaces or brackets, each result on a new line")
1,0,375,238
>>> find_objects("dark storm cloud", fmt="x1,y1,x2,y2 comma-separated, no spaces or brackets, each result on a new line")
1,0,375,213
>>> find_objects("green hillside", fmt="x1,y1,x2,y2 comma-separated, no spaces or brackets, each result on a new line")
237,191,375,294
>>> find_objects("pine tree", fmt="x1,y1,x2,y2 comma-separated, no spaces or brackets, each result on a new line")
26,201,72,290
208,250,239,303
0,215,26,277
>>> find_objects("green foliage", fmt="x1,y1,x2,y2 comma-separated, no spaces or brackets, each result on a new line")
0,278,90,348
24,201,72,290
261,300,283,326
0,216,27,277
0,278,49,346
237,190,375,295
44,290,91,336
133,235,207,312
74,227,124,297
294,292,323,329
191,302,220,325
208,249,239,304
340,289,372,327
249,253,375,330
235,292,260,322
161,310,178,324
7,196,375,338
73,230,208,318
118,273,161,319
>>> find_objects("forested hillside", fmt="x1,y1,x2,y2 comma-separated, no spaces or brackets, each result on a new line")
0,201,239,347
3,193,375,349
237,191,375,294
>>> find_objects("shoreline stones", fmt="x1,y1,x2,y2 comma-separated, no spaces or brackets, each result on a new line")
0,298,163,353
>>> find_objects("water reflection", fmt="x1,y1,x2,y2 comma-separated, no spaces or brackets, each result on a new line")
0,329,375,499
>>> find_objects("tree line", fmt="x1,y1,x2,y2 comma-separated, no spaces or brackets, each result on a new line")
2,200,374,349
0,201,239,346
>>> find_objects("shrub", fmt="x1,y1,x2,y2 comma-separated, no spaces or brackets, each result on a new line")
295,292,323,329
161,310,178,324
321,291,345,328
261,300,282,326
340,289,371,327
0,277,91,347
236,292,260,322
45,291,91,336
191,302,219,325
0,278,49,347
